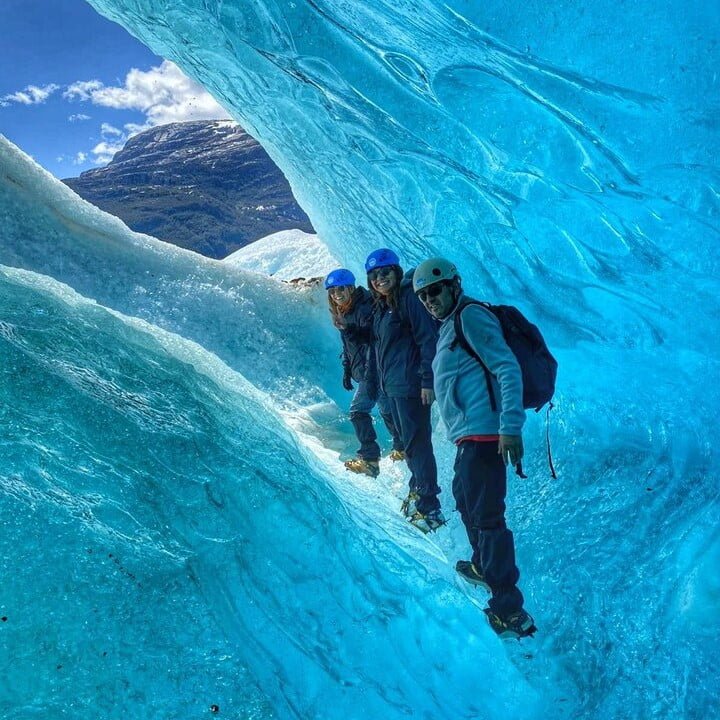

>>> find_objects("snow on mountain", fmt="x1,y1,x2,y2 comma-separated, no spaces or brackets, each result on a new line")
223,229,340,281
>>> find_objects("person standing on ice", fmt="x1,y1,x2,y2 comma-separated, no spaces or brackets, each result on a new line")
325,268,405,478
364,249,445,533
413,257,536,639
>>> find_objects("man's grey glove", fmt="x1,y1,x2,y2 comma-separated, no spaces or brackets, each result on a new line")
342,369,354,391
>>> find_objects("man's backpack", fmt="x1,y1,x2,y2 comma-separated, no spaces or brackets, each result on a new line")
451,300,557,412
452,300,558,478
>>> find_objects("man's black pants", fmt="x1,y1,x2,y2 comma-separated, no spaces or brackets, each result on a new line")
453,440,524,618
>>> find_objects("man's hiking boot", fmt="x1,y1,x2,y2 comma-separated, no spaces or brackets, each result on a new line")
400,490,420,517
483,609,537,639
455,560,491,592
408,508,447,534
344,458,380,478
388,449,406,462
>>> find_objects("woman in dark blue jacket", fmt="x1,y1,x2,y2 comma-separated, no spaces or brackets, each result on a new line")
364,249,445,532
325,268,403,478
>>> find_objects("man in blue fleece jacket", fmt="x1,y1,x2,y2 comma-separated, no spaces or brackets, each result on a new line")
413,257,536,639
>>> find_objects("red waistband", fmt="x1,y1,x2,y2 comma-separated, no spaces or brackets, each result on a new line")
456,435,500,445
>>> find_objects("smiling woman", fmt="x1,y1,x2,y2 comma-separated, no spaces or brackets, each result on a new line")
364,248,446,533
0,0,227,177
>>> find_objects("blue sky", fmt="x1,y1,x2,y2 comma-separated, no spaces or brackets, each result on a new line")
0,0,230,179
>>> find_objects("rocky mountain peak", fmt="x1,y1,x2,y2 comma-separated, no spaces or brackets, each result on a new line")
63,120,313,258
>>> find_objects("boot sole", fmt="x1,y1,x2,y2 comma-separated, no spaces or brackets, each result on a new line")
455,563,491,592
408,517,447,534
344,462,379,478
483,609,537,639
456,573,491,592
345,469,380,478
495,625,537,640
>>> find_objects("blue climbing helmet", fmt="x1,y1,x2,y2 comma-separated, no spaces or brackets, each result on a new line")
324,268,356,290
365,248,400,272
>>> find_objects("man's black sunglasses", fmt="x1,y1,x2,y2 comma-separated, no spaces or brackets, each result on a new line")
368,267,395,281
417,283,446,302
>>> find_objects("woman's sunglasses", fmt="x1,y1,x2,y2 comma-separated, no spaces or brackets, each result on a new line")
417,283,446,302
368,267,395,282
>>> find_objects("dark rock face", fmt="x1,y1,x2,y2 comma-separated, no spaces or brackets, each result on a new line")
63,120,313,259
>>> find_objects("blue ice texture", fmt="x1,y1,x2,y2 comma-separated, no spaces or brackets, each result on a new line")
1,0,719,718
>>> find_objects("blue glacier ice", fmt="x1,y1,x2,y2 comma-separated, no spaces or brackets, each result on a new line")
1,0,719,718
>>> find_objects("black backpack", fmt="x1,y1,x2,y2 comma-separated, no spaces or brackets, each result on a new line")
451,300,558,479
451,300,557,412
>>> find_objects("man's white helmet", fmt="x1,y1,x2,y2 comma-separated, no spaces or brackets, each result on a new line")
413,257,459,293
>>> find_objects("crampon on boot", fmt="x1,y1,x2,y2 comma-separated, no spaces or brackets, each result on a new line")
408,508,447,534
483,608,537,639
388,449,406,462
344,457,380,478
455,560,491,592
400,490,420,517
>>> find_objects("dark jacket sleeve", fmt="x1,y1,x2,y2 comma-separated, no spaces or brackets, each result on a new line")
343,323,371,345
347,294,374,345
404,289,438,389
363,305,378,388
364,339,377,388
339,332,351,372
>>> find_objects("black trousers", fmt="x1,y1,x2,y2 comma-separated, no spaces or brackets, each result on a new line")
388,396,440,514
349,382,403,460
453,440,524,618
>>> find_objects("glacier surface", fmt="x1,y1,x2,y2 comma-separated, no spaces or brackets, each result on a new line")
1,0,719,718
223,229,339,281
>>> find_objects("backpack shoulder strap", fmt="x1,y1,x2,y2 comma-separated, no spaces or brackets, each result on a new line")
451,300,498,412
450,300,490,353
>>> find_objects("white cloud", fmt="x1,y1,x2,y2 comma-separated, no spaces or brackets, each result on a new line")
100,122,123,137
64,61,231,126
69,113,91,122
63,80,104,101
1,83,60,107
64,61,232,168
91,140,125,166
123,121,151,136
73,152,88,165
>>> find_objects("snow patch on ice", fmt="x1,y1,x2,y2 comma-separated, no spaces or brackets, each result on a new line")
223,228,340,281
